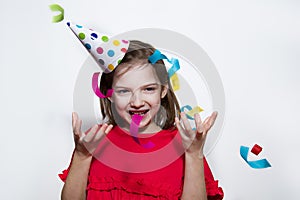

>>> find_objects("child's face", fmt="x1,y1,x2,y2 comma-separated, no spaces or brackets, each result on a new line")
110,63,167,132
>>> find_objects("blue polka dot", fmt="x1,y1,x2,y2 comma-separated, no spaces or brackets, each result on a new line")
91,33,98,40
66,22,70,26
76,24,83,28
98,59,105,65
107,50,115,57
85,43,91,50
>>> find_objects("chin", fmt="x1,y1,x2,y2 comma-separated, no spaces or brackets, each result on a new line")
137,119,152,128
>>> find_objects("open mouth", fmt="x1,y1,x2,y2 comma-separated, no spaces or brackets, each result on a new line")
129,109,149,116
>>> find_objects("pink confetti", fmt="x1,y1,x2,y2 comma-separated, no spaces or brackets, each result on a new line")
92,72,113,98
130,114,155,148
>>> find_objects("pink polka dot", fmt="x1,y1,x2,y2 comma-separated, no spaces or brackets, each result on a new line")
121,48,127,53
122,40,129,44
97,47,103,54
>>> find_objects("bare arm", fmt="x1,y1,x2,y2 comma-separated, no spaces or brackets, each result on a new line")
176,112,218,200
61,112,113,200
181,153,207,200
61,152,92,200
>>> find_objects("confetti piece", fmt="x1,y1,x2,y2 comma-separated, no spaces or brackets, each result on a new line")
167,58,180,78
130,114,143,142
186,106,204,118
170,73,180,91
148,49,166,64
92,72,113,98
251,144,263,155
240,146,271,169
130,114,155,148
49,4,64,23
180,105,204,120
148,49,180,78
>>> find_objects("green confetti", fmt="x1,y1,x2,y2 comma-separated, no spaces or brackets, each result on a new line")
49,4,64,23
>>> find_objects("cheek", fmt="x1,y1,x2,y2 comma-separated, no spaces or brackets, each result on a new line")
147,94,162,106
113,97,129,110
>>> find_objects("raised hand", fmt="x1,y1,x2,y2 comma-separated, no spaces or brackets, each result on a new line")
72,112,113,158
175,111,218,158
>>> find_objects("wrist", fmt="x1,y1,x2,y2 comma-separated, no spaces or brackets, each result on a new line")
73,150,93,162
185,151,204,160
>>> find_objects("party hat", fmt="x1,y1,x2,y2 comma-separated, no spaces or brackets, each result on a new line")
66,22,130,73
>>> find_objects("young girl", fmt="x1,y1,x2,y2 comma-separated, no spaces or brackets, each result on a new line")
60,40,224,200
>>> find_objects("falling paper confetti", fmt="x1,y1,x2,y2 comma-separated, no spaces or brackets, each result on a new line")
130,114,155,148
251,144,263,155
92,72,113,98
240,145,271,169
148,49,180,78
180,105,204,120
170,73,180,91
167,58,180,78
49,4,64,23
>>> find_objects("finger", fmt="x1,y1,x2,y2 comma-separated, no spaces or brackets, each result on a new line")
93,124,113,141
175,117,184,133
194,112,202,124
72,112,76,130
75,119,83,140
73,112,78,131
180,112,193,136
205,111,218,130
94,124,108,141
175,117,189,140
105,124,114,134
194,113,204,134
72,112,79,131
73,114,82,137
76,118,82,134
72,113,77,140
209,111,218,124
83,124,98,143
210,111,218,123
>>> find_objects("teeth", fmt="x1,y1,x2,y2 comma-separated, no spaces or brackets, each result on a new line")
129,110,148,115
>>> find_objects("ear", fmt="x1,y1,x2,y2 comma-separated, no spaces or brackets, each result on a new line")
161,85,168,98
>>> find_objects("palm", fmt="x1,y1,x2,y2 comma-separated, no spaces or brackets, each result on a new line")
72,112,113,157
175,111,218,157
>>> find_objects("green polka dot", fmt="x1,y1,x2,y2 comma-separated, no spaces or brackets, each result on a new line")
78,33,85,40
102,36,109,42
117,59,122,64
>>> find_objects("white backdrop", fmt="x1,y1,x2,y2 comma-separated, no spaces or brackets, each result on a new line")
1,0,299,199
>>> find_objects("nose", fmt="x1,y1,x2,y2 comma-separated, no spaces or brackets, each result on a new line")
130,91,145,107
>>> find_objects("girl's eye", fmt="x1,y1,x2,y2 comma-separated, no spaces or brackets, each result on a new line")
144,87,156,92
116,89,129,94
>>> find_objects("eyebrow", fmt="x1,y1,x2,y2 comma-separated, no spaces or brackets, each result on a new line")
114,83,160,89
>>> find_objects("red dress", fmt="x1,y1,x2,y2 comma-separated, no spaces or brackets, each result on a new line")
59,126,224,200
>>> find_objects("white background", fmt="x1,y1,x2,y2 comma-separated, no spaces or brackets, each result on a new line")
0,0,299,199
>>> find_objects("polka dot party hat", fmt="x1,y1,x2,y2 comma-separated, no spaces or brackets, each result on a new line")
67,21,129,73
